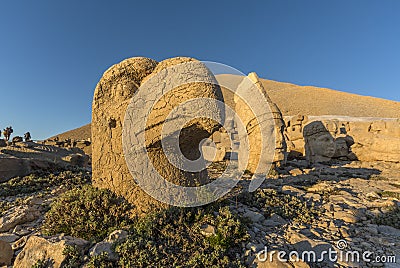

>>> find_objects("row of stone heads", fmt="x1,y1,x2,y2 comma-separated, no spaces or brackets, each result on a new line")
284,115,400,163
203,115,363,164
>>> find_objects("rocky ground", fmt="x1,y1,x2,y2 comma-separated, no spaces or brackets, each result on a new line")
0,168,91,267
227,160,400,267
0,142,89,183
0,159,399,267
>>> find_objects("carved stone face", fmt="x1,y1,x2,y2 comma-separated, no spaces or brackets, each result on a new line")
334,138,349,157
309,132,336,158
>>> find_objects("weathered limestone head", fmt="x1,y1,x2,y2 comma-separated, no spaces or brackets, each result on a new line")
234,72,286,174
92,56,224,213
247,73,287,166
333,137,349,158
92,57,159,213
303,121,336,164
131,57,224,187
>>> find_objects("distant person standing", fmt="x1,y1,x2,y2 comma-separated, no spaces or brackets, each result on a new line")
24,132,31,142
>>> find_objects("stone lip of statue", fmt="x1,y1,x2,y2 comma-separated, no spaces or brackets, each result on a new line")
304,121,337,164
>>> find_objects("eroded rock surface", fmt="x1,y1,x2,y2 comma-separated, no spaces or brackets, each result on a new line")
0,142,89,182
0,205,41,232
13,235,89,268
0,240,13,266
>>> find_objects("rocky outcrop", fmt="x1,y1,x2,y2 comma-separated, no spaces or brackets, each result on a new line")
13,235,89,268
0,157,31,183
42,138,92,156
0,139,6,147
0,205,41,232
88,230,128,261
61,153,89,167
0,240,13,266
12,136,23,143
0,142,90,182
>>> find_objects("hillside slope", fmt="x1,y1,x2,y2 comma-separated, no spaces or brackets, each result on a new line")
49,123,91,141
50,77,400,140
263,79,400,118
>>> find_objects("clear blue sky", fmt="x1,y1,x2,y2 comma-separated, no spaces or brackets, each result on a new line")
0,0,399,139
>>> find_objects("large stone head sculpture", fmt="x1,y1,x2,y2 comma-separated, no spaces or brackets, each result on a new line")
234,72,286,174
92,56,224,213
303,121,336,164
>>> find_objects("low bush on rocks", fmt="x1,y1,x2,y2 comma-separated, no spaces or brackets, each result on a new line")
0,200,13,217
239,189,322,224
86,252,115,268
41,185,133,242
31,258,54,268
88,205,248,267
379,191,400,200
372,206,400,229
61,245,85,268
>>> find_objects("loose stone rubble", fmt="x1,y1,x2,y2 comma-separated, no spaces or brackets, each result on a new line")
224,160,400,268
13,235,89,268
0,159,398,267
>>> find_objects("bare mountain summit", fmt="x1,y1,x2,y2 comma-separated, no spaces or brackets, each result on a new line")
49,123,91,141
50,77,400,141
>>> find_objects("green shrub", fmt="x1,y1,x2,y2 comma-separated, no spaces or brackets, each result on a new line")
42,185,133,242
31,258,54,268
87,252,116,268
239,189,321,224
115,205,248,267
61,245,84,268
373,206,400,229
379,191,400,200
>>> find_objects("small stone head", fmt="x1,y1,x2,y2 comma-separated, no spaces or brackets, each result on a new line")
303,121,336,163
333,136,354,158
334,137,349,157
